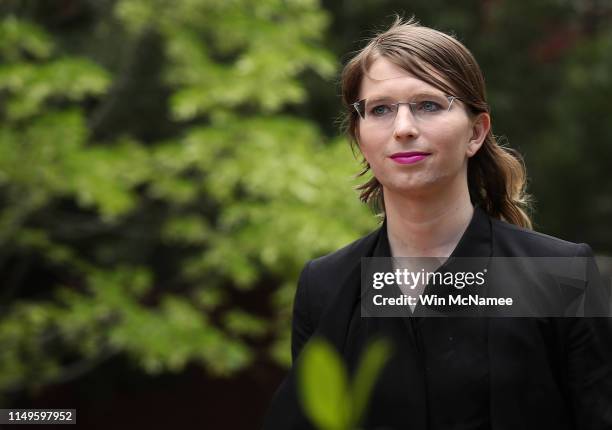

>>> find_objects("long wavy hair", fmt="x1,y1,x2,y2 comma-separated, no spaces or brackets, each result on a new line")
340,16,533,228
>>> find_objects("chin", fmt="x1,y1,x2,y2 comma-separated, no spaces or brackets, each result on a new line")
382,179,435,197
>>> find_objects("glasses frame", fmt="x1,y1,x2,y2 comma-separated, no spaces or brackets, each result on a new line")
352,95,459,121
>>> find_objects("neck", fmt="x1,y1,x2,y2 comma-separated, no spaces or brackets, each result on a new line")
384,180,474,258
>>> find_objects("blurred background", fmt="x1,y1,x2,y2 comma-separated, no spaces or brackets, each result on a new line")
0,0,611,428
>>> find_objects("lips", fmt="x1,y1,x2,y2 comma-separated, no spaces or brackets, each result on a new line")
390,151,431,165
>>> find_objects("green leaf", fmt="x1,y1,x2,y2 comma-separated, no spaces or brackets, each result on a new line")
222,310,268,337
0,17,53,61
350,338,392,428
298,338,351,430
0,59,110,120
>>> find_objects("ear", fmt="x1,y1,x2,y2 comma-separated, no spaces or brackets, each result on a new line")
466,112,491,158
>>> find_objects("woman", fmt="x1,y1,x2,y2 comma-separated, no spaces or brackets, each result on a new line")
263,17,611,430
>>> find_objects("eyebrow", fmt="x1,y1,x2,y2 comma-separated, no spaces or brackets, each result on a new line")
364,91,447,102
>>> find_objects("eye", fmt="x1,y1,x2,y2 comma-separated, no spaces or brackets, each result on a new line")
370,104,393,116
417,100,443,112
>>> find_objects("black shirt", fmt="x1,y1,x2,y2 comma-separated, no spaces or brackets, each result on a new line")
344,212,490,429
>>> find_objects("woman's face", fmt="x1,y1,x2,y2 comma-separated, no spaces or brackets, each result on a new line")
356,56,489,199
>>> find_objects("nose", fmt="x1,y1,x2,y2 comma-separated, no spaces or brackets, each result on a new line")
392,104,419,140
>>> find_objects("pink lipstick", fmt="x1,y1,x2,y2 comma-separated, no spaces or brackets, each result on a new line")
390,152,431,164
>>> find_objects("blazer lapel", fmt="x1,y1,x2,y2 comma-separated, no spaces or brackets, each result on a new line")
358,218,430,429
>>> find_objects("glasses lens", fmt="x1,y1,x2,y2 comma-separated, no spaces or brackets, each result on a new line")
363,100,397,127
360,96,454,127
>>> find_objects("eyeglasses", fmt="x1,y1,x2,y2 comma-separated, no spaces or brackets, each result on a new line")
352,95,459,128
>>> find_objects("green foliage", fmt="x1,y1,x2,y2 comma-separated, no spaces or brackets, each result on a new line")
0,0,374,398
298,337,391,430
0,16,53,60
116,0,336,120
0,59,110,120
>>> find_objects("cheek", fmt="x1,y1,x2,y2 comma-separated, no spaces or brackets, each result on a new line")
427,121,471,155
357,127,386,160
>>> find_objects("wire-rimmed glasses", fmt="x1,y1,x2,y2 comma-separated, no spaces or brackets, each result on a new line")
352,95,459,128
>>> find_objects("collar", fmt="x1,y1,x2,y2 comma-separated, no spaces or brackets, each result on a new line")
372,204,493,259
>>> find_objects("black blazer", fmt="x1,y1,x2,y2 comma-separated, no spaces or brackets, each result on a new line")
263,206,612,430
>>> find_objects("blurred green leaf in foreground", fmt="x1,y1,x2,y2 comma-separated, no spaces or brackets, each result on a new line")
298,337,391,430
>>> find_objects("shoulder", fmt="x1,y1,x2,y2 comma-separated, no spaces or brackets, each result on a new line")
490,217,593,257
490,217,609,318
298,226,381,322
309,227,380,276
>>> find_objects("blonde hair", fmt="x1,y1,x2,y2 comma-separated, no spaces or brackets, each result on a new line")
340,16,533,229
